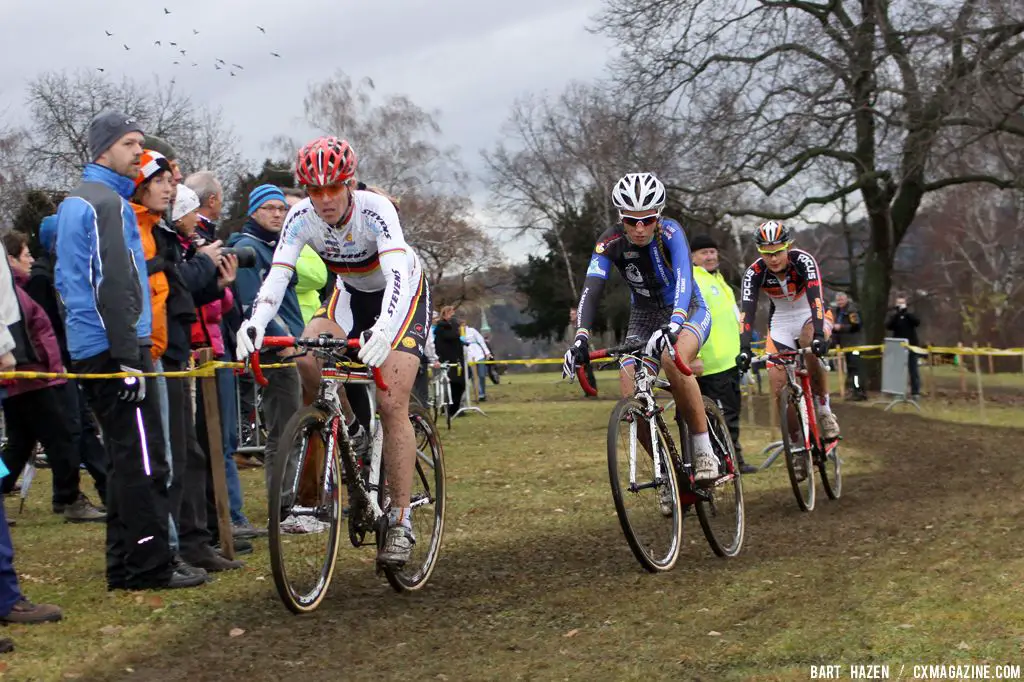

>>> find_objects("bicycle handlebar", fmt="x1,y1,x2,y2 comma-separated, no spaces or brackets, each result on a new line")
750,347,815,368
248,335,389,392
576,340,692,397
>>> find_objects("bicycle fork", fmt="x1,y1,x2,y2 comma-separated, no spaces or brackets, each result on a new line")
627,413,668,493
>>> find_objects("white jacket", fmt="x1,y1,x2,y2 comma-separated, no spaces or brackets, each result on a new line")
0,241,20,356
464,326,491,363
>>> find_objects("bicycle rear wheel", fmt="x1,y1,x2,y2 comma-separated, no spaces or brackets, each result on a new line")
779,386,815,512
268,406,343,614
607,398,683,572
819,441,842,500
384,403,447,592
695,397,745,557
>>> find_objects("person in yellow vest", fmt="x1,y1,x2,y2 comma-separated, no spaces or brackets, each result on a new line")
282,189,329,324
691,235,756,474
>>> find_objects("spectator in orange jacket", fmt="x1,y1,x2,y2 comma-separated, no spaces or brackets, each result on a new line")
131,150,174,361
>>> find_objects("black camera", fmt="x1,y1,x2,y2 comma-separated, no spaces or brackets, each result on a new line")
220,246,257,268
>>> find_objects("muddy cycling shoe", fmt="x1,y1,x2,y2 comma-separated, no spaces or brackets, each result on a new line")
693,448,719,483
377,524,416,566
791,454,809,482
818,413,841,441
660,484,674,517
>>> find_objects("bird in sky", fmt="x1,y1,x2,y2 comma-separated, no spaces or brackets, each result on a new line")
230,71,236,77
96,67,106,72
271,52,281,58
169,41,177,46
214,63,222,70
257,25,266,33
215,58,225,64
105,30,113,37
173,61,180,65
232,63,244,70
192,29,199,35
123,44,130,50
191,62,198,67
154,40,161,46
179,49,187,55
164,7,171,14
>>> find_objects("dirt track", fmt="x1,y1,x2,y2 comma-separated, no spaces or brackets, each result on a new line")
95,398,1024,681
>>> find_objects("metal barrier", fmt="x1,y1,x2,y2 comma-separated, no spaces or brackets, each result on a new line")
874,337,921,412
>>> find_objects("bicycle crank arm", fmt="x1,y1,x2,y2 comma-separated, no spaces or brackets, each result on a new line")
628,479,666,493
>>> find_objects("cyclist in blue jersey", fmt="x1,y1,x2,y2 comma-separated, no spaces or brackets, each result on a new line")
562,172,717,481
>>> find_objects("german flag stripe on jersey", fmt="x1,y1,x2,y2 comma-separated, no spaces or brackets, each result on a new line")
325,287,341,321
389,272,426,348
271,261,296,273
324,257,381,276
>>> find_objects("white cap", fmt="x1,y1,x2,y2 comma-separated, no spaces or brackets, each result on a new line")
171,184,201,223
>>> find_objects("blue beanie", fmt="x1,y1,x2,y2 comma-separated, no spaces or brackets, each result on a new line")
248,184,287,216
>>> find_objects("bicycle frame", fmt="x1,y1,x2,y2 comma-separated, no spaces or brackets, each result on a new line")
429,363,455,411
249,335,392,521
755,348,829,453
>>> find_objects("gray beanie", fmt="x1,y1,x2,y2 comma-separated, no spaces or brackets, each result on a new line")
89,110,144,162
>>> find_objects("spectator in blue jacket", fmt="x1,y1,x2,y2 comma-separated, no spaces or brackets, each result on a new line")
226,184,303,501
54,110,204,592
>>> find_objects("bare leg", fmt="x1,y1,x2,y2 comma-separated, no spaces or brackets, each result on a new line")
798,322,830,401
295,317,354,421
662,331,707,435
376,351,420,509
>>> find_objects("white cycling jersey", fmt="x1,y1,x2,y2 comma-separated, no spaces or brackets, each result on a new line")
248,190,423,341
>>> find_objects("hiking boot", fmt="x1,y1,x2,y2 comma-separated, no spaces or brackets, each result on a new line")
233,453,262,469
0,598,63,624
62,494,106,523
377,524,415,567
819,413,841,441
162,567,208,590
214,538,252,556
232,520,268,539
182,547,244,573
172,556,210,583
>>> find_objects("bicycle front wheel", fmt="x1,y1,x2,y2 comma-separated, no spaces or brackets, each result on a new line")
695,397,745,558
607,398,683,572
779,386,815,512
384,403,447,592
268,406,343,614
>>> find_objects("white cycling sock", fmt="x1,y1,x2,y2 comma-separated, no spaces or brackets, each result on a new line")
389,506,413,530
817,394,832,414
692,431,712,454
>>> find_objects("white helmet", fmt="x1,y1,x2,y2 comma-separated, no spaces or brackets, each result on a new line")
612,172,666,212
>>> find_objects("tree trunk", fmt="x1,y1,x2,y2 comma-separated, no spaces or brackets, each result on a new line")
859,240,894,391
553,228,579,303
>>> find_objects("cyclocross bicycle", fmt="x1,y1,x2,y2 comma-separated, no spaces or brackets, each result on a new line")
428,362,457,430
752,348,842,512
576,332,745,572
248,335,446,614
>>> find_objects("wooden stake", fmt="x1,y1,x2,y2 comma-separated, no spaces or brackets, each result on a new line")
988,352,995,375
835,349,846,401
957,342,967,394
972,343,985,423
926,346,936,397
198,348,235,559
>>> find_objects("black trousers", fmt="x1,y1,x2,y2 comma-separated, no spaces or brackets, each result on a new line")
163,357,212,559
1,386,82,506
58,380,109,503
75,351,172,589
908,352,921,395
444,363,466,417
844,351,866,395
697,369,744,463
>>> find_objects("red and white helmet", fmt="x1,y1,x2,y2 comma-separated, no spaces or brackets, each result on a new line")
295,136,357,186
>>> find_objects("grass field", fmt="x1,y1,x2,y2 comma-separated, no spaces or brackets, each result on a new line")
2,371,1023,681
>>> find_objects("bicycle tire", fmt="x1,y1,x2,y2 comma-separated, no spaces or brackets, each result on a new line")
819,441,842,500
268,406,343,614
695,397,745,558
384,402,447,591
607,398,683,573
779,386,815,512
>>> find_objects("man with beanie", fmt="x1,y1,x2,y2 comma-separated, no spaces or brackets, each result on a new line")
831,292,867,401
227,184,303,506
690,235,756,474
54,110,205,591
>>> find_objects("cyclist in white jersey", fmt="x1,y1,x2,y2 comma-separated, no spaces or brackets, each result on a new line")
236,136,429,566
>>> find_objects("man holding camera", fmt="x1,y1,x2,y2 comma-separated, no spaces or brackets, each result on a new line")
886,294,922,399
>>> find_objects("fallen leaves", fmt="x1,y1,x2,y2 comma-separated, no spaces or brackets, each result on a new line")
229,627,245,637
563,628,580,638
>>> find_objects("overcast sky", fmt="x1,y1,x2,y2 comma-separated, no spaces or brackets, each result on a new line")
0,0,612,262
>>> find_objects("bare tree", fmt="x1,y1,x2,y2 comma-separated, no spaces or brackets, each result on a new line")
25,70,243,188
593,0,1024,348
484,82,691,300
288,70,500,306
0,124,30,227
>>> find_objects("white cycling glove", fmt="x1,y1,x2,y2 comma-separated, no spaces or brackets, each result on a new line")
358,325,392,368
236,320,265,360
645,324,680,359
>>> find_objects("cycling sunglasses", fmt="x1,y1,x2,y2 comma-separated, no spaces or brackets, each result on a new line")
620,212,661,227
757,242,792,255
304,182,347,200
